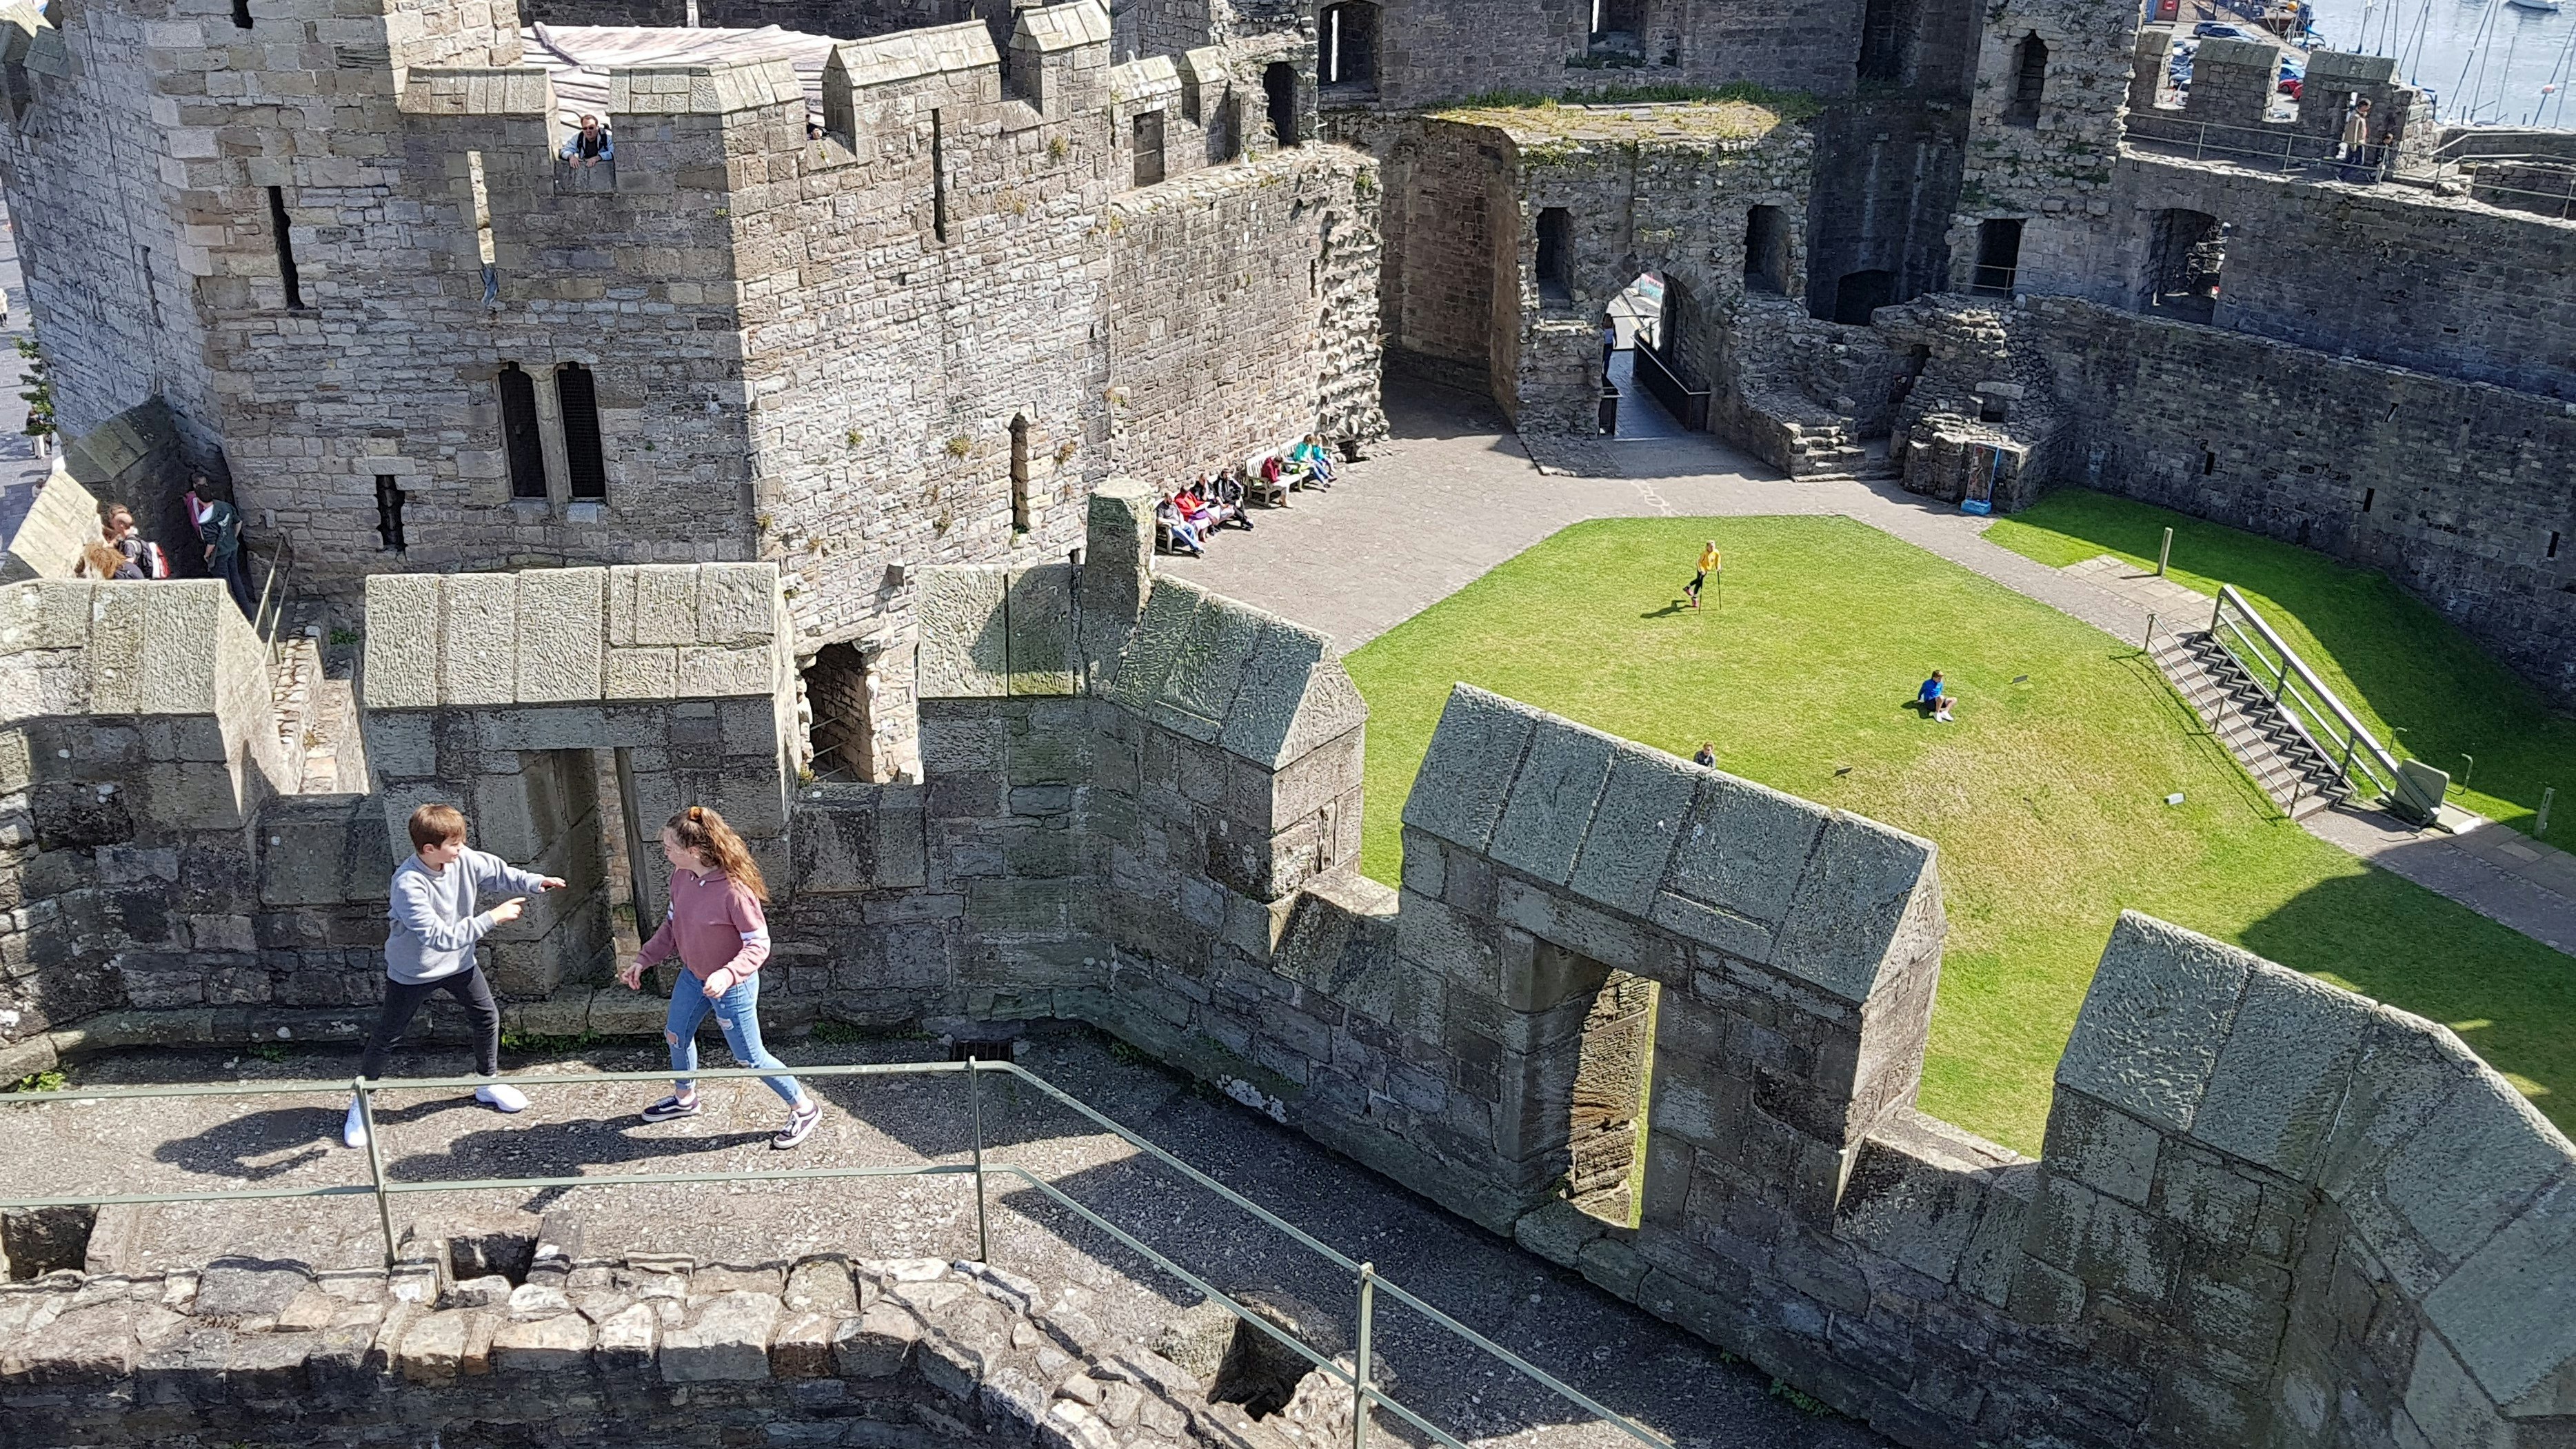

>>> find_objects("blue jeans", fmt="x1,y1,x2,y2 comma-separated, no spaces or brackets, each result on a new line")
664,972,803,1106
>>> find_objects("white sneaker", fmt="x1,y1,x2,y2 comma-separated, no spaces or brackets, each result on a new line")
343,1096,368,1150
476,1082,530,1113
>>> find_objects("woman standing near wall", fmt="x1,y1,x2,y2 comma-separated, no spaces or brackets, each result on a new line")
617,806,823,1149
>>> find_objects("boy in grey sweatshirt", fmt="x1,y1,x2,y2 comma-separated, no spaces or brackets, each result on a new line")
343,803,564,1149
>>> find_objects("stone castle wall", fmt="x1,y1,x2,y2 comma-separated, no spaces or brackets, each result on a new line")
0,1222,1369,1449
9,494,2574,1449
0,0,1382,698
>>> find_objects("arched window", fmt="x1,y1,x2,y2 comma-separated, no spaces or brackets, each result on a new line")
1536,207,1573,301
1263,63,1299,148
1742,205,1790,294
2006,34,2047,126
498,363,548,500
557,363,607,500
1320,2,1378,89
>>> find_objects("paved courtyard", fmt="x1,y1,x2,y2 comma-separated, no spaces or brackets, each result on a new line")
1163,377,2576,955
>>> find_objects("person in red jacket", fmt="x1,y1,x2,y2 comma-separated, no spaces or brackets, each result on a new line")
618,805,822,1148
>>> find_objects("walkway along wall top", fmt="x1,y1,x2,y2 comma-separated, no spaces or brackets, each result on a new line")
1,480,2571,1449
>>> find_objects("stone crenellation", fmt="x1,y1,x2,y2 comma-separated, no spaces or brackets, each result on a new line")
8,492,2575,1449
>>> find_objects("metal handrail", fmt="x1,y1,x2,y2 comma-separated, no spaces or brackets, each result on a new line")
245,529,295,662
0,1057,1669,1449
2208,585,2399,799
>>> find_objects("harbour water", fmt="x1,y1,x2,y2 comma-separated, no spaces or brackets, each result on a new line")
2306,0,2576,126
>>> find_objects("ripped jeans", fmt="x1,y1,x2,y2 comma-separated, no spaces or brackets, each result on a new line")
663,971,803,1106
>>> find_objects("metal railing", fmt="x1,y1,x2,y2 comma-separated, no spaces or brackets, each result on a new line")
2207,584,2400,803
0,1058,1669,1449
244,529,296,662
1631,343,1710,432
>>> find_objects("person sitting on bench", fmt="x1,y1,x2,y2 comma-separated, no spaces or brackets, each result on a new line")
1289,434,1337,489
1242,460,1288,508
1156,495,1205,556
1207,469,1256,527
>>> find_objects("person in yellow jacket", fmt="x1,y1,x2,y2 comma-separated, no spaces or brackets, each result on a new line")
1684,540,1720,609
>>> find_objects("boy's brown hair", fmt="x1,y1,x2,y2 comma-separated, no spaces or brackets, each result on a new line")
407,803,470,852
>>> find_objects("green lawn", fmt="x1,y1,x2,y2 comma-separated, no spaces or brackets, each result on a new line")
1339,516,2576,1155
1985,489,2576,849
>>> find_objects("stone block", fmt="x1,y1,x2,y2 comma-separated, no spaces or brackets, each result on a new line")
604,645,678,699
1562,742,1693,917
615,564,702,647
918,567,1010,698
2055,913,2255,1135
676,644,776,698
492,1310,593,1374
2426,1171,2576,1413
2045,1093,2162,1208
441,572,520,707
1005,563,1075,696
1103,577,1203,713
1660,772,1827,940
2026,1178,2177,1308
2373,1069,2575,1271
1402,685,1536,853
1151,590,1261,742
834,1302,918,1376
1487,716,1614,887
513,568,607,703
698,563,777,644
2192,964,2374,1180
661,1290,782,1381
1276,658,1369,769
1766,811,1935,1004
363,573,445,709
1215,617,1327,767
365,711,437,780
195,1256,316,1319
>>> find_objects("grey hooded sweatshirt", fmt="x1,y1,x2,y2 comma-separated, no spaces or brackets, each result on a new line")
385,848,548,985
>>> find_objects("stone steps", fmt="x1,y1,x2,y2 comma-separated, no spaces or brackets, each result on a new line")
2149,630,2355,818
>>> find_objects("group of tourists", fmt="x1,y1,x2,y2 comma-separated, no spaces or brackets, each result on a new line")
1154,435,1340,556
347,801,824,1152
70,476,254,618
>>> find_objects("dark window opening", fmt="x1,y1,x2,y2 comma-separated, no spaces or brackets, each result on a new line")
2147,209,2225,324
2362,487,2375,513
2202,448,2217,476
1589,0,1644,55
265,185,304,310
1132,110,1165,187
930,108,949,243
374,474,407,551
1979,395,2009,423
1743,205,1791,295
499,363,550,500
232,0,251,26
801,642,876,783
1320,2,1378,87
1832,269,1895,325
2551,531,2561,559
1263,63,1298,148
2006,34,2048,126
1972,219,2024,297
558,363,607,500
1857,0,1901,83
1536,207,1574,302
1010,415,1033,532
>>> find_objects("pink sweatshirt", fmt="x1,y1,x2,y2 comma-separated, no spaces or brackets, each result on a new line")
637,868,771,982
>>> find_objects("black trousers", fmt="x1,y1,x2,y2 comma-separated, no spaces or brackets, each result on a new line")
359,966,501,1080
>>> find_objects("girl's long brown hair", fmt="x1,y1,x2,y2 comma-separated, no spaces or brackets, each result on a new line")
667,805,769,901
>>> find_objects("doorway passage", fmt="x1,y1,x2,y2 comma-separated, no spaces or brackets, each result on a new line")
2147,209,2226,323
802,642,878,783
1569,970,1659,1224
1263,63,1299,147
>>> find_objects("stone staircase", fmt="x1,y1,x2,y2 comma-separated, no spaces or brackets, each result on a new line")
2149,628,2355,818
267,628,366,794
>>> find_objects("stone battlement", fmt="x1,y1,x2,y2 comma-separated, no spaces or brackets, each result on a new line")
8,489,2572,1448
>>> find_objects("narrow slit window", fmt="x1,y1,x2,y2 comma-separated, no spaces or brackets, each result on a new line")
2362,487,2375,513
930,108,949,243
232,0,251,26
499,363,550,500
266,185,304,309
2006,33,2048,126
2202,449,2217,476
374,474,407,551
1133,110,1165,187
1536,207,1573,301
2551,531,2562,559
1009,415,1033,532
558,363,608,500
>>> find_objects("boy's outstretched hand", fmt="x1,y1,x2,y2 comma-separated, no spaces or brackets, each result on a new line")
536,875,567,890
488,897,528,925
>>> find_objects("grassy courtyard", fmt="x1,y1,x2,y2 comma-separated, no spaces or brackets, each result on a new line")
1338,516,2576,1155
1986,489,2575,848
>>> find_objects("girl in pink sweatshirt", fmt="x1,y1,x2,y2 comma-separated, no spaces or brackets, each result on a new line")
618,805,821,1148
